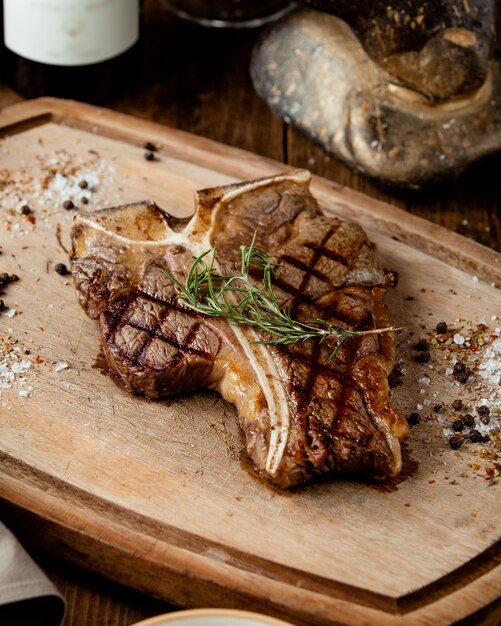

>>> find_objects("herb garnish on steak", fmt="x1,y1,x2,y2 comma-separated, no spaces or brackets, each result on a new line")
165,232,400,356
71,169,408,488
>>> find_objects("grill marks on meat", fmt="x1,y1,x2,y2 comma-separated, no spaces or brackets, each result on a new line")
71,170,408,488
102,279,221,398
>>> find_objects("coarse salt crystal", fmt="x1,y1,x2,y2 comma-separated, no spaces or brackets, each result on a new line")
11,360,31,374
54,361,69,372
4,308,16,318
417,403,424,410
453,333,465,345
419,376,431,386
472,276,479,284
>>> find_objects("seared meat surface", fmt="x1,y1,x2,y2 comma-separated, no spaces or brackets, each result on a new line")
71,170,408,488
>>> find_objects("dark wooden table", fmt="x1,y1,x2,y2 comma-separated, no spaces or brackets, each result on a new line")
1,1,500,624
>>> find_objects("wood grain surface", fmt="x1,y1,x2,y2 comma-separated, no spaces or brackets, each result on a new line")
0,2,500,626
0,97,500,626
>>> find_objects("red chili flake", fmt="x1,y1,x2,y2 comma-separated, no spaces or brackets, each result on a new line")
471,463,480,470
35,355,43,364
27,214,36,224
428,480,436,484
486,468,494,477
404,503,411,507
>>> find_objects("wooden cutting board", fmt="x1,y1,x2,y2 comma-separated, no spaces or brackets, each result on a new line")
0,98,500,626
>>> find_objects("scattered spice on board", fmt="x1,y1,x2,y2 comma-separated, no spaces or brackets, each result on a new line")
0,136,127,407
0,332,35,399
0,145,122,242
427,319,500,481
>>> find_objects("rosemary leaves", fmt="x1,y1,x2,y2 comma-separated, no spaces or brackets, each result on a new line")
165,234,399,355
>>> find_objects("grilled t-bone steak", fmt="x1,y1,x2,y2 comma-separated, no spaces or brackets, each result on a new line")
71,169,408,488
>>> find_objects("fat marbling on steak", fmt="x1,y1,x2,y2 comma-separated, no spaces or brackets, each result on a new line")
71,169,408,488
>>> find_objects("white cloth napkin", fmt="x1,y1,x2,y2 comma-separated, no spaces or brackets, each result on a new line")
0,521,65,626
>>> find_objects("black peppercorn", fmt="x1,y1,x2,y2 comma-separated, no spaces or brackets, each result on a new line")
433,404,442,413
79,180,88,189
463,414,475,428
143,141,157,152
0,299,5,311
468,429,483,443
63,199,74,210
20,204,32,215
0,273,18,288
477,406,490,417
413,338,429,351
436,321,448,334
449,436,462,450
144,150,156,161
451,399,463,411
412,351,431,363
451,419,464,432
81,197,89,205
407,412,421,425
453,362,469,383
54,263,68,276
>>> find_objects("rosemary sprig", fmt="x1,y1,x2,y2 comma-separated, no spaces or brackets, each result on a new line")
165,233,399,355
